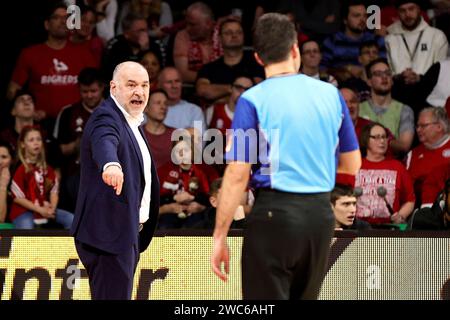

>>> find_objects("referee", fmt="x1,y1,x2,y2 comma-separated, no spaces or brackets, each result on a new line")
211,13,361,300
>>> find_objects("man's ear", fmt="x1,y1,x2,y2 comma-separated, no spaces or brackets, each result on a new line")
44,20,50,32
254,52,265,67
209,196,217,208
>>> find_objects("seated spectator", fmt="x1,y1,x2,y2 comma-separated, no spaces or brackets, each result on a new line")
69,5,104,66
157,136,211,229
0,91,60,167
173,2,223,83
340,87,375,136
117,0,173,42
206,76,253,134
356,123,415,225
143,89,176,169
158,67,206,132
331,184,371,230
300,40,338,87
359,58,415,156
205,76,253,173
53,67,105,212
102,12,162,81
140,50,161,91
67,0,118,44
412,178,450,230
194,177,250,229
340,87,397,158
386,0,448,83
196,18,264,103
1,91,36,154
321,1,386,83
7,2,97,129
341,40,380,102
421,162,450,207
406,107,450,205
9,126,73,229
0,142,13,223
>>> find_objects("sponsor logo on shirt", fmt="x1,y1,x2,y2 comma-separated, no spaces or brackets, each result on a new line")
443,149,450,158
39,59,78,85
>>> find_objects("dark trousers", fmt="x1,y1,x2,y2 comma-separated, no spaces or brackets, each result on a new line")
75,240,139,300
242,189,335,300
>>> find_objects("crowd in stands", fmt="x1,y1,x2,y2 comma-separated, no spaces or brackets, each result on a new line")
0,0,449,230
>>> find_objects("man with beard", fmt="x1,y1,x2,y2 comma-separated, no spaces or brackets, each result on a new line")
359,58,415,156
7,2,97,130
321,1,386,82
386,0,448,84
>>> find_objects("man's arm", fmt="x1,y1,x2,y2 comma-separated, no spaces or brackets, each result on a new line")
196,78,232,101
337,149,361,175
173,31,198,83
6,81,21,101
211,161,251,281
390,131,414,154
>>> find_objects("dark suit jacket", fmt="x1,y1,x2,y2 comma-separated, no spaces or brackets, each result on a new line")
71,96,160,255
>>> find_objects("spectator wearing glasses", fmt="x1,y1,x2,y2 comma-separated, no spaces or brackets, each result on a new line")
406,107,450,205
356,122,415,225
300,40,338,87
359,58,415,157
205,76,253,173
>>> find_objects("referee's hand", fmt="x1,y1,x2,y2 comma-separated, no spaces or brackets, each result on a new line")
102,165,124,195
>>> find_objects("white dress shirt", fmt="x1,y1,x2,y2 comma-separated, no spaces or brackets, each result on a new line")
108,95,152,223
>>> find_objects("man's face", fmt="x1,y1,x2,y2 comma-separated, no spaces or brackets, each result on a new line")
110,64,150,118
301,41,321,69
145,92,168,122
220,21,244,50
416,111,443,145
345,5,367,34
80,82,104,109
12,94,34,120
45,8,69,39
141,52,161,81
368,62,393,96
398,3,421,30
340,88,359,122
359,45,379,67
230,77,252,105
77,11,96,38
124,19,148,46
159,69,182,102
333,196,357,228
186,9,212,41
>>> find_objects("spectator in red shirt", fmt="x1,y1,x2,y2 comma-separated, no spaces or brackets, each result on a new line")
69,5,104,66
407,107,450,205
356,122,415,225
157,135,211,229
7,2,97,129
143,89,175,169
0,142,14,223
9,126,73,229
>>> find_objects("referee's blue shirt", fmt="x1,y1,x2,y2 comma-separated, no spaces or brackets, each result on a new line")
225,74,359,193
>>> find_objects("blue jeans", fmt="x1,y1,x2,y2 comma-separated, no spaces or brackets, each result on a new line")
13,209,74,230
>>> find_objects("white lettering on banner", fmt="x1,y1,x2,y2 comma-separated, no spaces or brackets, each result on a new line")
41,75,78,85
356,169,397,219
